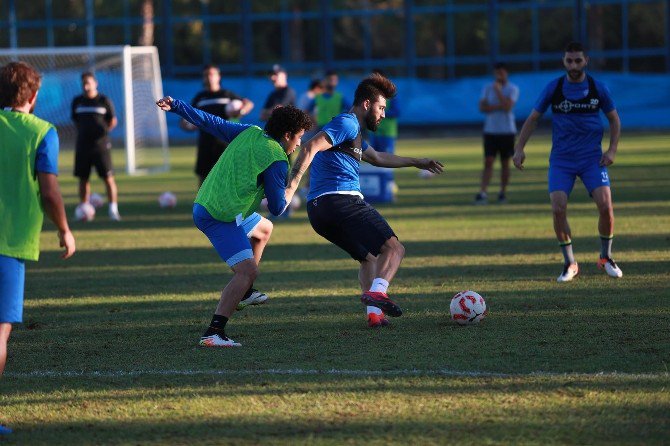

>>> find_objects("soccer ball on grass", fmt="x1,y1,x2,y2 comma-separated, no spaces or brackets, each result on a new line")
74,202,96,222
450,290,487,325
89,193,105,209
158,192,177,208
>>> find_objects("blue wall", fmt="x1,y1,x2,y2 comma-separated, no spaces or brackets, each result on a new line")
162,71,670,142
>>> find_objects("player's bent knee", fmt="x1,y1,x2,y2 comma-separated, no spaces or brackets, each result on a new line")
552,203,567,215
384,237,405,259
233,260,258,282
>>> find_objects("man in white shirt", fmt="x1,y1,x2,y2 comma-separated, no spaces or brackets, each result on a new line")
475,62,520,204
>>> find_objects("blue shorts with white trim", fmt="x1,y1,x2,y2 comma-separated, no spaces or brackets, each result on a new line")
549,157,610,196
193,203,261,267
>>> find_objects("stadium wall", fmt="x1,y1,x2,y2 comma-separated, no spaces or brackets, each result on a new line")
158,71,670,141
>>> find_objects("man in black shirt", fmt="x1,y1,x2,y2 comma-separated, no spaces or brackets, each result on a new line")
259,65,296,121
181,64,254,186
71,72,120,221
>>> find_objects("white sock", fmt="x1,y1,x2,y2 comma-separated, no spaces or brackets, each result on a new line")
109,202,118,214
369,278,389,293
367,306,382,315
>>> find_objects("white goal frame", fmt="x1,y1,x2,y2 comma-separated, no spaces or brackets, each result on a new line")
0,45,169,175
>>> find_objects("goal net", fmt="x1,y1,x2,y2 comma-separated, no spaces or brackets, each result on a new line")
0,46,169,175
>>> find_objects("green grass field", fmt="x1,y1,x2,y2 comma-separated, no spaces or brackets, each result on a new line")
2,134,669,445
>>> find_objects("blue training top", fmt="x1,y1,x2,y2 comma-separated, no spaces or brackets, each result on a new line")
534,75,616,163
35,127,59,175
307,113,369,201
172,99,289,215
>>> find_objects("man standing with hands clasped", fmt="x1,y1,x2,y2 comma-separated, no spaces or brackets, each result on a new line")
475,62,519,205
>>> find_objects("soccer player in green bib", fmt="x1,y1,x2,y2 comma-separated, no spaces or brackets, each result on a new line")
1,62,76,434
156,96,312,347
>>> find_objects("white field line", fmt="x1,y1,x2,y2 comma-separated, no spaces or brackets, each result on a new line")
5,368,668,379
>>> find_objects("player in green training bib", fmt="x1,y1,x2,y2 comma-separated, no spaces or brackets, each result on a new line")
157,96,311,347
1,63,75,436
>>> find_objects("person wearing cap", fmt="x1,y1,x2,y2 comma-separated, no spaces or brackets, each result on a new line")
259,65,296,122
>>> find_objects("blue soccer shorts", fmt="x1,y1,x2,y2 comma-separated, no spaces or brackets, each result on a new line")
0,254,26,323
192,203,262,267
548,157,610,196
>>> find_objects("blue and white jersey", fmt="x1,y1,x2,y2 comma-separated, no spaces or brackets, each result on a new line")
307,113,369,201
534,75,616,162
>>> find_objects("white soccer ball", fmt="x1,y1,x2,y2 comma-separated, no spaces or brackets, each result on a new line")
89,193,104,209
290,195,301,210
450,290,487,325
225,99,243,116
74,202,96,222
158,192,177,208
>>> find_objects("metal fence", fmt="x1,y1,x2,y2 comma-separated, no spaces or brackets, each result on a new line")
2,0,668,78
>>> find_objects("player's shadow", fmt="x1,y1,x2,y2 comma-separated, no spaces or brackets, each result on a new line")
27,233,670,300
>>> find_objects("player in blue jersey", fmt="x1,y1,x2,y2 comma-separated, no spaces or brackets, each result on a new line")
513,42,623,282
287,73,444,327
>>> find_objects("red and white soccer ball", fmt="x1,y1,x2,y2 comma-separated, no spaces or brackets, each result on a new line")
158,192,177,208
89,192,105,209
450,290,487,325
74,202,96,222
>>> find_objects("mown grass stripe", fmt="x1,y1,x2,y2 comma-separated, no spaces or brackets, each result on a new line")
6,368,668,379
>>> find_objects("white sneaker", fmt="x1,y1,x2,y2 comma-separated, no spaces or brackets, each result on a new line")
557,263,579,282
236,289,268,310
598,257,623,278
199,333,241,347
108,209,121,221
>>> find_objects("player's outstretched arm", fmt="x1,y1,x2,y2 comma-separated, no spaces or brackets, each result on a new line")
156,96,245,143
362,147,444,174
601,109,621,167
38,172,75,259
285,131,333,199
513,110,542,170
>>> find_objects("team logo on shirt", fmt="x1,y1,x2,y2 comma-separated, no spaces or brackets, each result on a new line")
556,98,599,113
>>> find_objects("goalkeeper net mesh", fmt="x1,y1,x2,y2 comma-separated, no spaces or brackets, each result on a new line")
0,46,169,175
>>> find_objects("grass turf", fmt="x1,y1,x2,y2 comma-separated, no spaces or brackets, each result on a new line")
1,133,669,445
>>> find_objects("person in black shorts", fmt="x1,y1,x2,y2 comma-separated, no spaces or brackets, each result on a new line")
181,64,254,186
71,72,121,220
475,62,520,204
286,73,444,327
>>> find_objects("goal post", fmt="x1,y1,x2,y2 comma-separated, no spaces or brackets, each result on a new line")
0,45,169,175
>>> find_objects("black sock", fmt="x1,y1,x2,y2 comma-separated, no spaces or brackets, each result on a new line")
600,235,613,259
203,314,228,337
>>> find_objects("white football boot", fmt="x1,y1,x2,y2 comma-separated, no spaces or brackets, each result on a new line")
598,257,623,278
237,289,268,310
557,263,579,282
199,333,241,348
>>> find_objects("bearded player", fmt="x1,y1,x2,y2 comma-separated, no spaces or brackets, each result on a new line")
513,42,623,282
287,73,444,327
